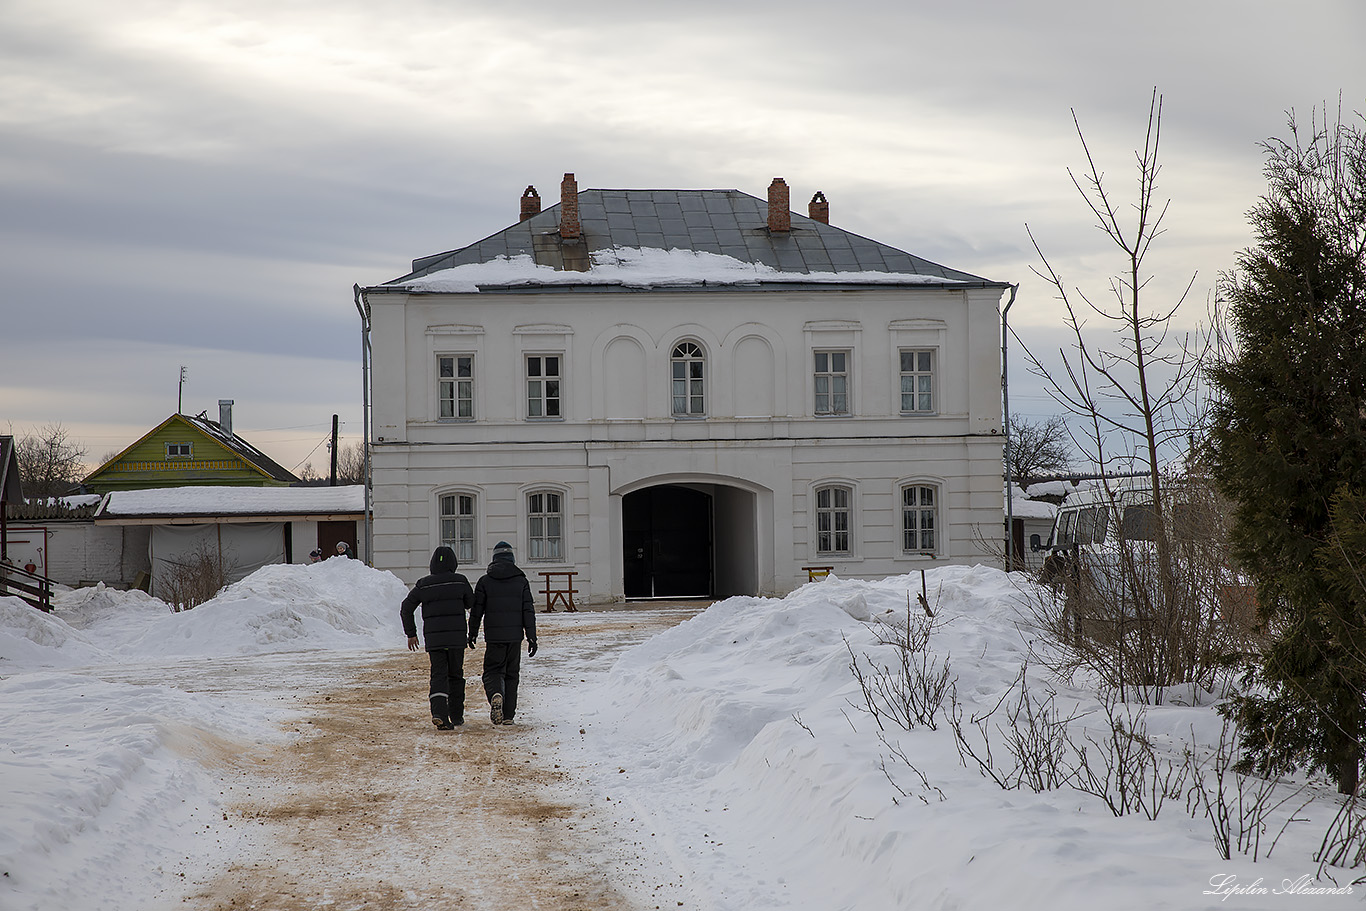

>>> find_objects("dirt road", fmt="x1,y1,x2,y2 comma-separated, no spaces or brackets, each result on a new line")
190,606,699,911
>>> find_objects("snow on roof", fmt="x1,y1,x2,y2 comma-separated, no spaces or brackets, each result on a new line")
397,248,962,293
99,485,364,517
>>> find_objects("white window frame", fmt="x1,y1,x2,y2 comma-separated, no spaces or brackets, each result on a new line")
900,483,941,556
814,484,854,556
899,348,936,415
526,489,565,562
437,354,475,421
165,442,192,459
525,354,563,420
813,350,851,416
671,340,707,417
438,491,479,565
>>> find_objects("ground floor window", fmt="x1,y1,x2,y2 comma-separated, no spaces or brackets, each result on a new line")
815,485,852,555
527,491,563,561
439,493,477,564
901,484,938,553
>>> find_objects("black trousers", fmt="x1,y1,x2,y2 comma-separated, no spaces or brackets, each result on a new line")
428,647,466,720
482,642,523,720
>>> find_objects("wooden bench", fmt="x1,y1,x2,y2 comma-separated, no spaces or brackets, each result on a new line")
801,565,834,582
538,571,579,612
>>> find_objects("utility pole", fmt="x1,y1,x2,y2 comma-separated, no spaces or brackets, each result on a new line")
330,414,339,486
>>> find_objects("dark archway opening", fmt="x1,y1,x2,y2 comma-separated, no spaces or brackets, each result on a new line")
623,485,713,598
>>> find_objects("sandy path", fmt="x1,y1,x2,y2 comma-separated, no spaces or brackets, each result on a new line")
190,606,698,911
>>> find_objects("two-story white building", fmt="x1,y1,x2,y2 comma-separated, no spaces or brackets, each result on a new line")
359,175,1009,601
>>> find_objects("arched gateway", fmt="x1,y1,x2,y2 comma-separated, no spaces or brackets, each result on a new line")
619,481,761,600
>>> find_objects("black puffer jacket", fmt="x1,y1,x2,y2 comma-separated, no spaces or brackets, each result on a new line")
469,557,536,645
400,546,475,651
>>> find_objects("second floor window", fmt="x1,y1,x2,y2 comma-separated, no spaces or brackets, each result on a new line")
438,355,474,419
900,349,935,414
439,493,477,564
815,485,852,555
671,342,706,416
527,355,561,418
814,351,849,415
527,491,563,561
166,442,192,459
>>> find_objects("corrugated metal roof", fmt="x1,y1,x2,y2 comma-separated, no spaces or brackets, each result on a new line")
391,188,997,286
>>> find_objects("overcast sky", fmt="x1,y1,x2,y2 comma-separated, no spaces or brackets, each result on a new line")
2,0,1363,476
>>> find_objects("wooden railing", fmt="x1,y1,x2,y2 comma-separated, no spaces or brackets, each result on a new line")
0,562,53,612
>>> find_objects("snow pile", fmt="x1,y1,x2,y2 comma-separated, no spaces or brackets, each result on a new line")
120,558,405,658
400,247,959,292
0,559,406,911
574,567,1347,910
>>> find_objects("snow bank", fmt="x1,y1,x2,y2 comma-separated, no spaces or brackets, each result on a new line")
0,559,406,911
576,566,1346,911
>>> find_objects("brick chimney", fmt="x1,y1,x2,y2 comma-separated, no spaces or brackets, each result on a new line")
560,173,581,239
218,399,234,436
808,191,829,224
520,185,541,222
767,178,791,233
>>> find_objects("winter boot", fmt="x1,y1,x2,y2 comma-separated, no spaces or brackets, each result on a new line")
490,692,504,725
431,694,454,730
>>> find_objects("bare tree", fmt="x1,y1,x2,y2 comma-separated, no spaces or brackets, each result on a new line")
11,423,88,500
1006,416,1075,487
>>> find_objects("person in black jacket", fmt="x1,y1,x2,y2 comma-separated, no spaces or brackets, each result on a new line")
468,541,537,725
400,545,475,730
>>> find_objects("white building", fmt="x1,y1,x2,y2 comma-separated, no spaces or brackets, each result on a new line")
359,175,1010,601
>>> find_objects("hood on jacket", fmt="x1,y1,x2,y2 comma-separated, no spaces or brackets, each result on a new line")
430,545,458,574
486,560,525,580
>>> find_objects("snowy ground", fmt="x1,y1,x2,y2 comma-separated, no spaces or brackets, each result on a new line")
1,559,1362,910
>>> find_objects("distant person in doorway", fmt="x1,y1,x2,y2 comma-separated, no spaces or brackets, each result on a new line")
333,541,354,559
468,541,537,725
400,545,475,730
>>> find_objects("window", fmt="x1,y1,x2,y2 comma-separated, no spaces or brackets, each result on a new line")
671,342,705,416
814,351,849,415
439,493,477,565
902,485,938,553
526,355,561,418
527,491,563,561
815,485,852,555
165,442,192,459
438,355,474,419
899,349,935,413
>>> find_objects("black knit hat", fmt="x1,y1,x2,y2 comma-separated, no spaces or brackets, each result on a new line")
493,541,514,558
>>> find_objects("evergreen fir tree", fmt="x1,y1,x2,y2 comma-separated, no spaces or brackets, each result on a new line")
1208,110,1366,793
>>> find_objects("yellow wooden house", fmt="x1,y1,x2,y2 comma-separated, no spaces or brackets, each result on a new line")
83,403,298,494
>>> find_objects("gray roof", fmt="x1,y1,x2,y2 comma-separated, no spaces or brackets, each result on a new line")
389,188,1000,288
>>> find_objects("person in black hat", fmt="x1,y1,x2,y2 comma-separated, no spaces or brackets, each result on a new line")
468,541,537,725
400,545,475,729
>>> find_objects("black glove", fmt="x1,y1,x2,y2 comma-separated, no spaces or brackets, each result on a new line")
527,639,538,657
468,636,477,649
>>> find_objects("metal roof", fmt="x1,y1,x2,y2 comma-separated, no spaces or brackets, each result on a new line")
390,188,999,287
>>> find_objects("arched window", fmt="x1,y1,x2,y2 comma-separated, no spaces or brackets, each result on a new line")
439,492,477,564
527,490,564,561
815,484,853,555
671,341,706,416
901,484,939,554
